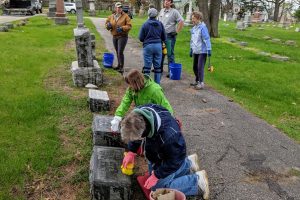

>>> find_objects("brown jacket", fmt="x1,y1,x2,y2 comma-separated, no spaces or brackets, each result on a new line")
105,11,132,37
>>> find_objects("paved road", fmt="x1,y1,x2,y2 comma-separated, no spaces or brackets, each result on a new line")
0,14,43,24
90,17,300,200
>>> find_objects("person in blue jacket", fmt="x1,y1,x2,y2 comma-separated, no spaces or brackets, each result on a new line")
120,104,210,199
190,11,212,90
139,8,166,84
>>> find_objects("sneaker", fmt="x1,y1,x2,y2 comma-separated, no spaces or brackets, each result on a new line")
190,82,198,86
196,170,209,200
200,82,205,88
188,154,200,172
194,82,202,90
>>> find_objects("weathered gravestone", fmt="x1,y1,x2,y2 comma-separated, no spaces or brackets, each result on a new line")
71,0,102,87
88,0,96,16
0,26,9,32
89,146,132,200
47,0,56,17
90,33,96,60
3,23,14,29
92,115,123,146
88,89,110,112
285,40,296,46
236,21,245,30
295,28,300,32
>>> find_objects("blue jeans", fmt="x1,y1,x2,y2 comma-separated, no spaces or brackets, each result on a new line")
151,158,199,196
142,43,162,84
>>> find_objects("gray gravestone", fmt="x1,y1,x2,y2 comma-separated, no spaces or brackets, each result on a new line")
71,60,102,87
236,21,245,30
263,36,271,40
89,146,132,200
239,41,248,47
88,89,110,112
295,28,300,32
285,40,296,46
3,23,14,29
271,54,289,61
71,0,102,87
0,26,9,32
47,0,56,17
92,115,123,146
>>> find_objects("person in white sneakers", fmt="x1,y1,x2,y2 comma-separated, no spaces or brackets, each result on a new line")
120,104,209,199
189,11,212,90
110,69,173,132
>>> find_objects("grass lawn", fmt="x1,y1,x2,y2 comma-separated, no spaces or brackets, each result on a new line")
0,16,117,199
129,17,300,142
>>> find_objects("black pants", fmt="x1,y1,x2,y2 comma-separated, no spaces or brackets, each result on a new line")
193,54,207,83
113,36,128,71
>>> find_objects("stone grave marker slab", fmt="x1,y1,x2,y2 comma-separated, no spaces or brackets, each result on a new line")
239,41,248,47
89,146,132,200
285,40,296,46
0,26,9,32
92,115,123,146
88,89,110,112
3,23,14,29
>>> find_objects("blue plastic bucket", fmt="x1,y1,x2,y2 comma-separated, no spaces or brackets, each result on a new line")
103,53,114,68
169,63,182,80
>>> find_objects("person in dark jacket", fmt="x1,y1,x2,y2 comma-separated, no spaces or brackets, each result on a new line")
120,104,210,199
139,8,166,84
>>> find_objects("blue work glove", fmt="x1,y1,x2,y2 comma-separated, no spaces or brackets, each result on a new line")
207,50,212,57
189,48,193,57
116,26,123,33
106,22,112,30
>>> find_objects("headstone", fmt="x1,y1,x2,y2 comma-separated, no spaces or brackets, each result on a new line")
271,54,289,61
223,13,227,22
243,14,251,27
236,21,245,30
232,13,237,21
92,115,123,146
0,26,9,32
227,11,233,21
228,38,237,43
239,41,248,47
55,0,69,24
71,60,102,87
3,23,14,29
263,36,271,40
47,0,56,17
71,1,102,87
88,0,96,16
258,51,271,56
89,146,132,200
285,40,296,46
295,28,300,32
271,38,281,43
184,0,192,25
88,89,110,112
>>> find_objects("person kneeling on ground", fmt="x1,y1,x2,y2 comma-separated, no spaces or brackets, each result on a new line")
120,104,209,199
110,69,173,132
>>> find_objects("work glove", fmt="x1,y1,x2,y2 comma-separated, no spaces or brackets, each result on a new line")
144,171,159,189
106,22,112,30
111,116,122,132
189,48,193,57
122,151,136,168
116,26,123,33
207,50,212,57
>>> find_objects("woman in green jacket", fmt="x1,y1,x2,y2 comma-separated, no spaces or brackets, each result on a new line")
111,69,173,132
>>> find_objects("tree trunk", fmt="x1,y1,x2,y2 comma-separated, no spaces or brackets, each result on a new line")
149,0,161,10
274,0,280,21
197,0,210,31
209,0,221,37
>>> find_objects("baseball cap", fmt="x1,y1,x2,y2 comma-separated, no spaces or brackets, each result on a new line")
115,2,122,8
148,8,158,18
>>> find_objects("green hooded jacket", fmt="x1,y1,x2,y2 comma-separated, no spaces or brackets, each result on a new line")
115,76,173,117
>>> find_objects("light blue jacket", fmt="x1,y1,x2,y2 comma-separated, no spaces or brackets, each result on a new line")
190,22,212,54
